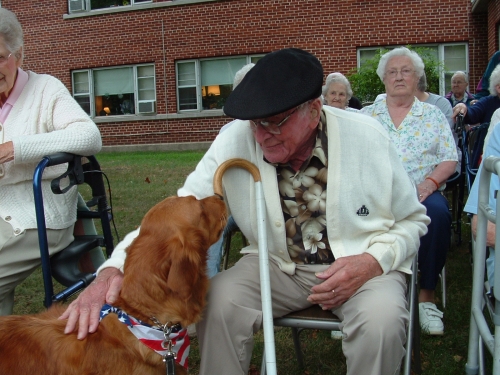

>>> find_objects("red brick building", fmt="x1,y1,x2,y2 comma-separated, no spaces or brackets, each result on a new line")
0,0,494,148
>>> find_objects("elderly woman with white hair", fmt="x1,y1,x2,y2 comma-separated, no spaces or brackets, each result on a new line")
361,47,458,336
322,72,358,111
452,65,500,125
0,8,102,315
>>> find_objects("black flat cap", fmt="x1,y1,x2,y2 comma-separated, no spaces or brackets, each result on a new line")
223,48,323,120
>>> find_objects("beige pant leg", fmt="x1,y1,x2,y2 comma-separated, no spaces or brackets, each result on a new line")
333,271,408,375
0,220,74,315
196,254,318,375
196,253,407,375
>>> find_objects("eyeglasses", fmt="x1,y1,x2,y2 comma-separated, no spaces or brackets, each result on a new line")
385,68,414,79
0,53,12,67
250,106,300,135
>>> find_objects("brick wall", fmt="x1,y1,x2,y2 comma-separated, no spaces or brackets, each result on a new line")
2,0,485,146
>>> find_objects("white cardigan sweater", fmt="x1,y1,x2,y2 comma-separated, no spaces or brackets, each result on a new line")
101,106,429,275
0,71,102,234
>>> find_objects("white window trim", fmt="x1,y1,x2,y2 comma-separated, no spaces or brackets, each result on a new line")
72,63,156,118
357,43,469,96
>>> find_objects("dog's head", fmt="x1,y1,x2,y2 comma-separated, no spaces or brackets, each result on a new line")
117,195,227,327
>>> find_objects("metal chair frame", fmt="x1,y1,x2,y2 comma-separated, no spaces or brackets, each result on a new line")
465,155,500,375
33,153,115,308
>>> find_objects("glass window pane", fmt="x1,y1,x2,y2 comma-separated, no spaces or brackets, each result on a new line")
251,56,263,64
73,71,89,94
179,87,197,110
201,58,246,86
178,62,196,87
95,93,135,116
138,65,154,78
94,67,134,96
91,0,121,10
74,95,91,115
444,45,466,71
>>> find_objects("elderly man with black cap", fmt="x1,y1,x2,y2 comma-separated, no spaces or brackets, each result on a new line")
61,48,429,375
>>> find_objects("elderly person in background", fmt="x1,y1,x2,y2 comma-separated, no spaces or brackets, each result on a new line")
416,72,461,174
0,8,102,315
361,47,458,336
322,72,358,112
61,48,429,375
446,71,475,108
452,65,500,125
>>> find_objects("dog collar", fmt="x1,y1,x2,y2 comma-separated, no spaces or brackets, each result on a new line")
100,304,190,370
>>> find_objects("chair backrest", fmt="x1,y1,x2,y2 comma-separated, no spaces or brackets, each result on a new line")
33,153,115,307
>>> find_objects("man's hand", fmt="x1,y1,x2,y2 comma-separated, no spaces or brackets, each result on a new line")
307,253,383,310
59,267,124,340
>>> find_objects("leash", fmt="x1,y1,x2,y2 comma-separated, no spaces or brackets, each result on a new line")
150,317,180,375
100,304,189,374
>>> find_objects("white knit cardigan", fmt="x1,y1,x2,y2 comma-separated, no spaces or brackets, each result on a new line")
0,71,102,235
101,106,429,276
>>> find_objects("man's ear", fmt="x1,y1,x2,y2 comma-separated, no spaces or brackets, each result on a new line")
309,98,322,127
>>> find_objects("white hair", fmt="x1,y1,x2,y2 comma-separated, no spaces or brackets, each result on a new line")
376,47,425,81
233,63,255,89
451,71,468,83
321,72,353,102
489,65,500,96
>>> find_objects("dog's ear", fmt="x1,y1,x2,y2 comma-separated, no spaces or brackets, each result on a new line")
165,228,206,300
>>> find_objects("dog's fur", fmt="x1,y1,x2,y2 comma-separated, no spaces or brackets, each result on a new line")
0,195,226,375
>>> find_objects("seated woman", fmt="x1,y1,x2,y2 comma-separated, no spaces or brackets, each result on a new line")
446,71,475,108
322,72,358,112
452,65,500,126
0,9,102,315
361,47,458,335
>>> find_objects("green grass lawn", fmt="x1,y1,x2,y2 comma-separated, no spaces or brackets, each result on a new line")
13,150,481,374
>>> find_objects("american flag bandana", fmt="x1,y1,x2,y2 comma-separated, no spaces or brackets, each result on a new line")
100,304,190,370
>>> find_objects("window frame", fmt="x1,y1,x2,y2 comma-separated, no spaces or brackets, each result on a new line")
175,54,263,112
71,63,156,118
68,0,152,14
357,42,469,96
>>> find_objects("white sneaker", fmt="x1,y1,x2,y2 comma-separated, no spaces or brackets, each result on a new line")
419,302,444,335
331,330,344,340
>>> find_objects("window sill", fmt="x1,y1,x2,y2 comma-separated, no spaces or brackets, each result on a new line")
93,110,227,123
64,0,219,19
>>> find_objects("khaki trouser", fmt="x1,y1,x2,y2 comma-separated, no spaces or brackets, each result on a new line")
196,253,408,375
0,219,74,315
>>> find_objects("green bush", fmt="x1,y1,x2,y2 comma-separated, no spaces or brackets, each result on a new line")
347,46,443,104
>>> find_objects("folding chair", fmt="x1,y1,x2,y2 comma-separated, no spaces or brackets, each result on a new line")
33,153,116,308
465,155,500,375
215,158,421,375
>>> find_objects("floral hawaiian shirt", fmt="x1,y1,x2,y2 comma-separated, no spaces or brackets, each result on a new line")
276,112,334,265
361,97,458,185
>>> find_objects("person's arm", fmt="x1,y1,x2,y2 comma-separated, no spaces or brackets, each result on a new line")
417,161,457,202
11,78,101,164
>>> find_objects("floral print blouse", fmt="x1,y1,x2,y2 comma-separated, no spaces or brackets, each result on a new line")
276,112,334,265
361,97,458,185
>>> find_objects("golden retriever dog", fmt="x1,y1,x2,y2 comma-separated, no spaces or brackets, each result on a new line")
0,195,227,375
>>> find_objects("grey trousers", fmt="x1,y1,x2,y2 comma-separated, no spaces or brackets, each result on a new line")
0,219,74,315
196,253,408,375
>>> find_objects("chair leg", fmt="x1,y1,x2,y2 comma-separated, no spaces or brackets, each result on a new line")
291,327,305,369
413,282,422,375
441,266,447,309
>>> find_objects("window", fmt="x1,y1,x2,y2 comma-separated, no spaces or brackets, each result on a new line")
358,43,468,96
68,0,151,13
72,64,156,117
176,55,263,112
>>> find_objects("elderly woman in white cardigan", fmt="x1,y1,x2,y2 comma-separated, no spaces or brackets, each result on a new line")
0,8,102,315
